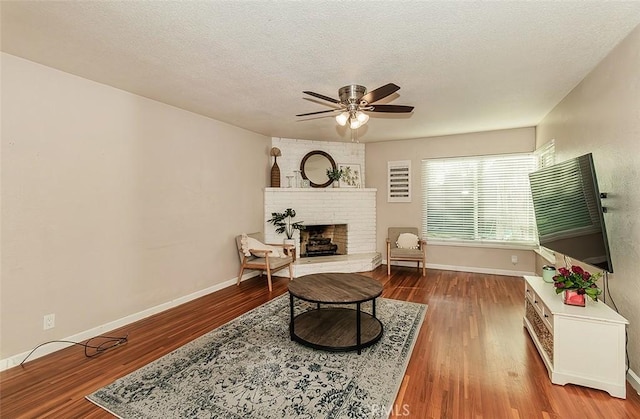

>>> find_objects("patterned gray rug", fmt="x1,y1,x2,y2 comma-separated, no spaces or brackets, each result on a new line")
87,295,427,418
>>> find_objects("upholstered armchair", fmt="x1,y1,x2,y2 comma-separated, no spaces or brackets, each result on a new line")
386,227,427,276
235,232,295,292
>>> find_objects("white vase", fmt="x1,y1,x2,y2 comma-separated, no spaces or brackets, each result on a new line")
332,181,340,188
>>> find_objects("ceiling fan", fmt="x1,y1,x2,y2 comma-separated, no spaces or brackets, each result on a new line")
296,83,414,130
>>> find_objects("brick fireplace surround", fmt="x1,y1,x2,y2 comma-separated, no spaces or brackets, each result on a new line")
264,188,381,277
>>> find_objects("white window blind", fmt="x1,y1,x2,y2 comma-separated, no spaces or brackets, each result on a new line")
421,154,538,245
532,140,556,252
388,160,411,202
535,139,555,168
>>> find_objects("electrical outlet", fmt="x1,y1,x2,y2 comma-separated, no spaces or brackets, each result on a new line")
511,255,518,264
43,313,55,330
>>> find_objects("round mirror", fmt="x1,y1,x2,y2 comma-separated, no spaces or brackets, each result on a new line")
300,150,336,188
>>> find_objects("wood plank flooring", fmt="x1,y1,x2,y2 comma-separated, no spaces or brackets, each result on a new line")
2,266,640,418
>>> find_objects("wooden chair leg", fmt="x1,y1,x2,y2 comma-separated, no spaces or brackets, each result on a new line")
237,266,245,286
422,261,426,277
266,270,273,292
288,263,294,281
386,242,391,276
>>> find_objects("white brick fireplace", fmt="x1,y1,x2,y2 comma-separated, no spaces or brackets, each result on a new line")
264,187,381,276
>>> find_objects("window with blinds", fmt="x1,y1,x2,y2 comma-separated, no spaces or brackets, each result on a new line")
421,154,538,245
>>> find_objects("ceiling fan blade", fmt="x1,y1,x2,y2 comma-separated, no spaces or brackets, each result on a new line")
369,104,414,113
303,91,340,104
296,109,339,117
361,83,400,104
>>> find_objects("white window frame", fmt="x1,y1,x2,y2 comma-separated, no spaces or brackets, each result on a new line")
421,153,540,247
535,139,555,168
388,160,411,203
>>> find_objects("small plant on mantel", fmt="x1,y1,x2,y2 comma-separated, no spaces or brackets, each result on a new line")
267,208,305,240
326,168,344,183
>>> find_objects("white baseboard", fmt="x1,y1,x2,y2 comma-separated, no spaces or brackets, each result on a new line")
0,272,259,372
385,260,535,277
628,368,640,395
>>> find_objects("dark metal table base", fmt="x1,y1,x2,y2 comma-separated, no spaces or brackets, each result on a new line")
289,296,383,354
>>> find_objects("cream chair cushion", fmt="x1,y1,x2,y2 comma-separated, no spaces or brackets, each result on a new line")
396,232,420,249
241,234,286,258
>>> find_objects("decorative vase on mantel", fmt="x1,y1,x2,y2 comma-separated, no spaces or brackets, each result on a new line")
563,290,586,307
270,147,281,188
332,180,340,188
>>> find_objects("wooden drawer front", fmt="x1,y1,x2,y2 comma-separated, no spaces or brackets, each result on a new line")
525,282,535,303
525,300,554,364
525,280,553,332
529,288,544,316
540,300,554,332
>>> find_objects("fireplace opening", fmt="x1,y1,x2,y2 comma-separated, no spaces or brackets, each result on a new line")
300,224,347,257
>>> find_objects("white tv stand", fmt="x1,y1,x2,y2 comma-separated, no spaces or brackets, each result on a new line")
523,275,628,398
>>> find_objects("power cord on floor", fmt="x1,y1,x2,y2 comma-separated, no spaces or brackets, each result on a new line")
19,334,129,367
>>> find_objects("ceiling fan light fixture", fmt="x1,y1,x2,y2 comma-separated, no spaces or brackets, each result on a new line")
335,112,349,126
356,112,369,124
299,83,412,136
349,118,362,130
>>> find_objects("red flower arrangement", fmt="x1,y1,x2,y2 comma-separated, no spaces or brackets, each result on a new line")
552,265,602,301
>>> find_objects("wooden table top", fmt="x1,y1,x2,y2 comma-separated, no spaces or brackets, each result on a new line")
288,272,383,304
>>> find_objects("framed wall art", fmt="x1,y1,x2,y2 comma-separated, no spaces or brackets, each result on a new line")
338,163,361,188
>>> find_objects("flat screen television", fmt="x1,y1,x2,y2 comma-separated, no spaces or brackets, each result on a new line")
528,153,613,272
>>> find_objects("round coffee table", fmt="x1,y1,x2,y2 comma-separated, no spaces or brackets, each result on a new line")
288,272,384,354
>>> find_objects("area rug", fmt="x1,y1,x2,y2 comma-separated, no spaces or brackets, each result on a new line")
87,295,427,418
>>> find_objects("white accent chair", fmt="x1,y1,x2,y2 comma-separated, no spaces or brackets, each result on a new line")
235,232,295,292
386,227,427,276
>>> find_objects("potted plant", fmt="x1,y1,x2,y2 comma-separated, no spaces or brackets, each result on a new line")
267,208,305,244
326,168,344,187
552,265,602,306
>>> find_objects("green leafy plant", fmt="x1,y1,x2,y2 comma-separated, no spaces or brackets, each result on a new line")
326,168,344,182
553,265,602,301
267,208,305,239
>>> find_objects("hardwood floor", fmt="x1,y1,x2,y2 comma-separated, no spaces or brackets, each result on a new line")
2,266,639,418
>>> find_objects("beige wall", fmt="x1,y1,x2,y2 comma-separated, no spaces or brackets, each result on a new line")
366,127,536,275
1,53,269,359
536,25,640,374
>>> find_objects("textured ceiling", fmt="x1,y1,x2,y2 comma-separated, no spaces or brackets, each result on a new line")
2,1,640,143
